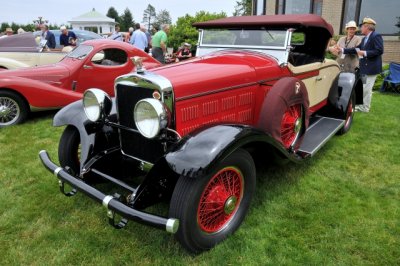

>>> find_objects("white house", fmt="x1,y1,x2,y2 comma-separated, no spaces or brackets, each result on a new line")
69,8,116,34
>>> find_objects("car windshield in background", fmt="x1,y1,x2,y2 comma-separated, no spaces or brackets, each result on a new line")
201,29,287,47
67,45,93,59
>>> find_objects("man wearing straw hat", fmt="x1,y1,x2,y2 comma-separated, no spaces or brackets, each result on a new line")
337,17,384,113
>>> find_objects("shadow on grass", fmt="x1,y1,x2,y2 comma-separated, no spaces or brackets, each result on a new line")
28,110,59,123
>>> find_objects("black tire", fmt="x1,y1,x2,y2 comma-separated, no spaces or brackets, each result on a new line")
338,89,355,135
169,149,256,253
58,126,81,176
0,90,29,127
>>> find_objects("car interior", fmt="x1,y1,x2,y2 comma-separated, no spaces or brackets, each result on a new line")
91,48,128,66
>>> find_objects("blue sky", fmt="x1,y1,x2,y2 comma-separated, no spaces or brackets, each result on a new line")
1,0,236,25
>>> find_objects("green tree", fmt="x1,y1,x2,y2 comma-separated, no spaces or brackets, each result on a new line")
153,9,172,31
120,7,134,31
233,0,252,16
1,22,11,33
396,17,400,34
142,4,156,31
168,11,227,53
106,7,120,25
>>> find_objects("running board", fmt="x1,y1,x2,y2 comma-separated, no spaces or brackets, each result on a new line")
298,117,345,156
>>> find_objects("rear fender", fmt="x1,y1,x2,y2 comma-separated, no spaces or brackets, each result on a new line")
0,77,82,110
164,124,301,179
326,71,363,118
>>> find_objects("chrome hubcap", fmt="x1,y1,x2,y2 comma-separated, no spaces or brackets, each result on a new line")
0,97,20,125
294,117,302,134
224,196,238,215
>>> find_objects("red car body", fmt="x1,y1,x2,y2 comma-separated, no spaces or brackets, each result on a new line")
0,39,160,126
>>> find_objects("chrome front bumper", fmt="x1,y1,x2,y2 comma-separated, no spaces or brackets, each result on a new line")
39,150,179,233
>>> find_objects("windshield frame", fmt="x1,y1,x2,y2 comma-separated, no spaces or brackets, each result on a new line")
66,44,94,60
196,28,293,65
199,28,290,50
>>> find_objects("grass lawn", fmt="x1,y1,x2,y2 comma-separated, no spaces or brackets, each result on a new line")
0,92,399,265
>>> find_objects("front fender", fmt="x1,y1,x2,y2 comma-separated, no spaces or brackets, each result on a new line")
0,77,82,110
53,100,94,169
0,57,29,70
165,124,301,178
54,99,118,169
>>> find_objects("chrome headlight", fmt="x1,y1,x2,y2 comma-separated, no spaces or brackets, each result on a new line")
134,98,168,139
82,89,112,122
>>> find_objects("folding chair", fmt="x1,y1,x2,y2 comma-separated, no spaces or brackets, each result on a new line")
380,62,400,93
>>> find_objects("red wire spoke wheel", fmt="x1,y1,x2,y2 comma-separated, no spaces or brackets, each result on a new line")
197,167,243,233
169,149,256,253
280,104,302,149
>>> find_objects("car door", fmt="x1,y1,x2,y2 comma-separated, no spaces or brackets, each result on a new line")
313,59,340,105
74,48,133,96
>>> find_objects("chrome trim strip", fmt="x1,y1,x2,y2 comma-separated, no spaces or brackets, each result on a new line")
120,149,154,170
102,195,114,208
54,167,63,177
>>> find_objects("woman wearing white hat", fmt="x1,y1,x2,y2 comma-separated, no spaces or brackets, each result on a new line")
329,21,361,72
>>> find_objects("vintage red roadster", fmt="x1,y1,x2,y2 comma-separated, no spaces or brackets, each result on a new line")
40,15,363,253
0,39,160,127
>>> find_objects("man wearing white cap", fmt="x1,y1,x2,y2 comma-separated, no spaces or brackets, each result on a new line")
60,26,77,47
339,17,384,112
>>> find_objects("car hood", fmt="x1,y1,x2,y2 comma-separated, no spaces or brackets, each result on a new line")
0,64,70,85
151,50,283,99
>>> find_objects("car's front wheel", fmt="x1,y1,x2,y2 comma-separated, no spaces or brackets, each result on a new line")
58,126,81,176
169,149,256,253
0,91,29,127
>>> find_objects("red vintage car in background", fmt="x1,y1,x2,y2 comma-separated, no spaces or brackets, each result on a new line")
40,15,363,253
0,39,160,127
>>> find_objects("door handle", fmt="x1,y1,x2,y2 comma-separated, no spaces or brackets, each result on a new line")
83,65,93,69
316,77,323,81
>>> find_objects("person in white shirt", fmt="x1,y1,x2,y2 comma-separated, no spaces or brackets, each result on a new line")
129,23,148,51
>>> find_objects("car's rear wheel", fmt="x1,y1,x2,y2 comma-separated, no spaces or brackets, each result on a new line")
0,91,28,127
281,104,303,149
169,149,256,253
338,90,355,135
258,78,309,152
58,126,81,176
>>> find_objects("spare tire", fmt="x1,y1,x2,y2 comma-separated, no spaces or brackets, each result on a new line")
258,77,309,151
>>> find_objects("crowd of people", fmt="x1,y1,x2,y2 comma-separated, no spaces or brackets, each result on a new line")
1,16,383,112
105,23,191,64
0,22,193,65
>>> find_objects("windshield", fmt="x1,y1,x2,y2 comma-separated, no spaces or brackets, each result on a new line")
201,29,287,47
67,44,93,59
